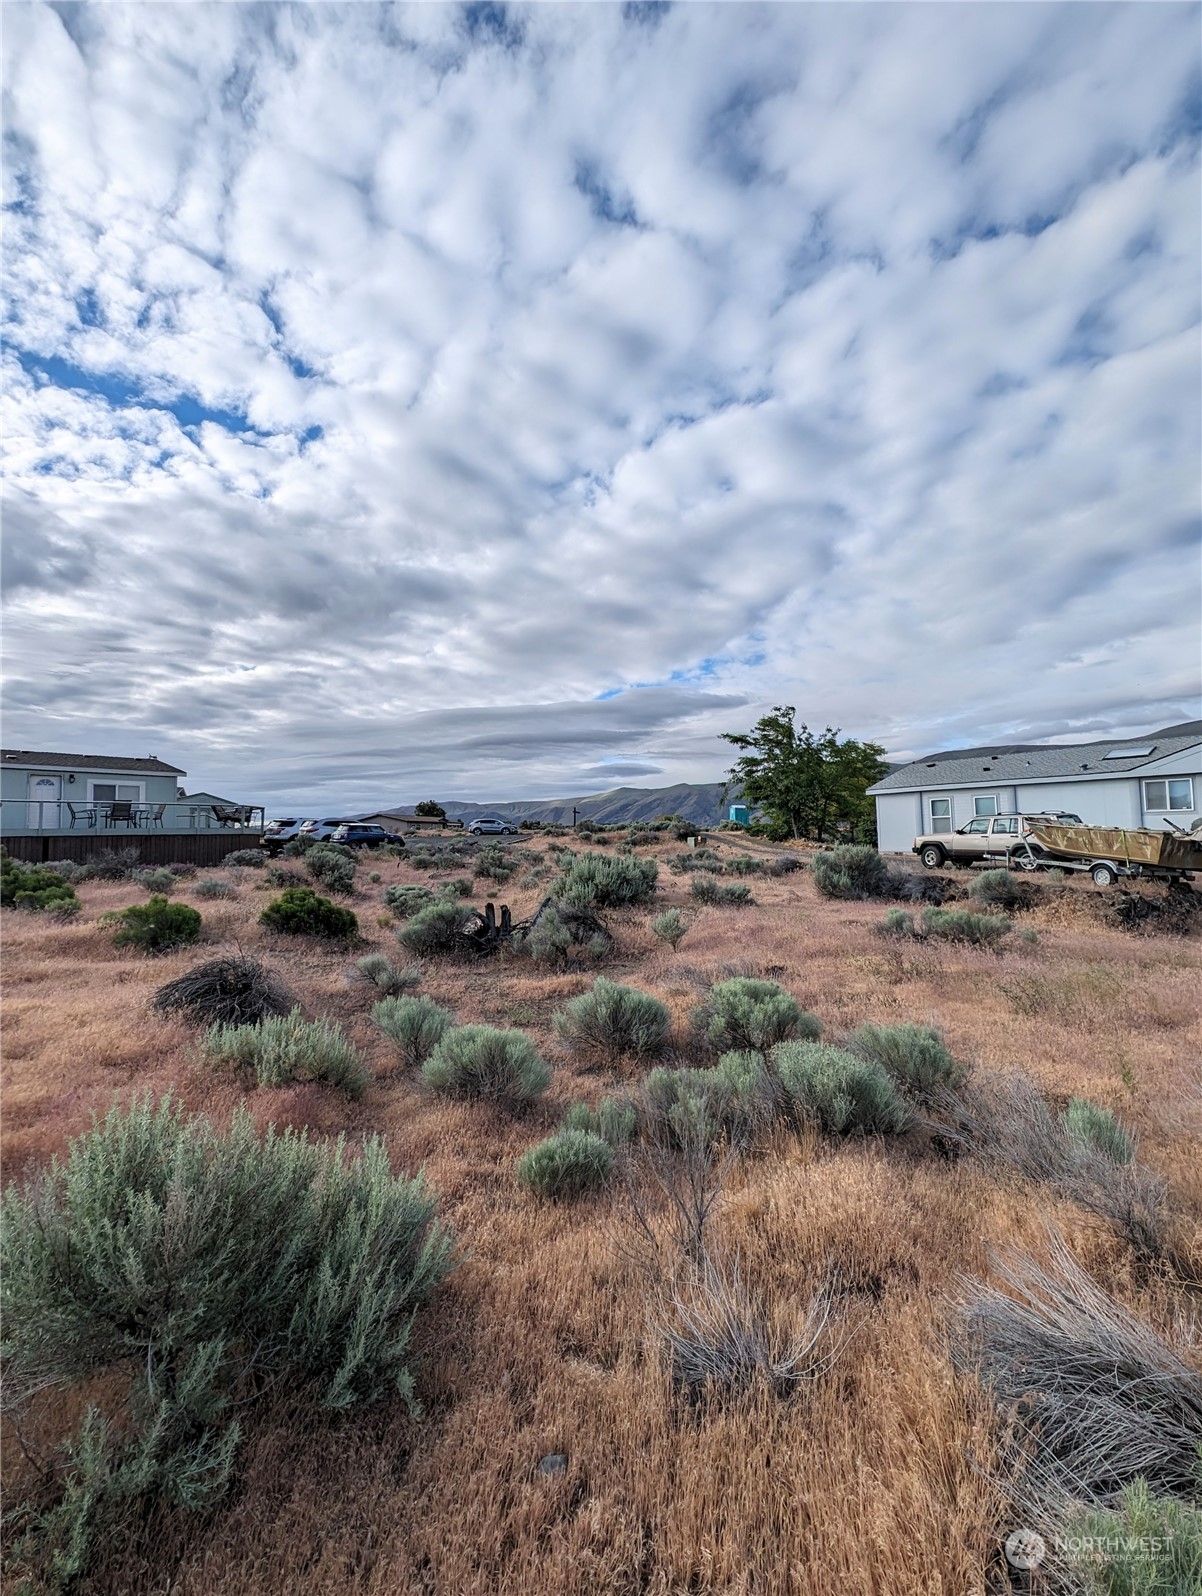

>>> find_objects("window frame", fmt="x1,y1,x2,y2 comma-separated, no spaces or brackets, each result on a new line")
929,797,952,834
88,780,145,804
1143,778,1195,812
973,795,999,818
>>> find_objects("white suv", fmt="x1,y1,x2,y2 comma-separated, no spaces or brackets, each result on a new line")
913,812,1083,869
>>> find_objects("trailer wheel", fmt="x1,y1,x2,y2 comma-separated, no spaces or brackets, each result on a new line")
1090,862,1119,887
1013,849,1042,873
919,844,945,869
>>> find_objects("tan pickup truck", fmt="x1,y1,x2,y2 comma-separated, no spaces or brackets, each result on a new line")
912,812,1083,870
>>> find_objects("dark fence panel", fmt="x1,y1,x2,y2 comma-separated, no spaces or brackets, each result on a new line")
2,832,264,866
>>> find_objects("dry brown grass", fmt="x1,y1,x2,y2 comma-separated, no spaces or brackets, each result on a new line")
3,840,1200,1594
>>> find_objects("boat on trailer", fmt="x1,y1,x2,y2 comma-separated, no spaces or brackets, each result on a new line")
1011,818,1202,887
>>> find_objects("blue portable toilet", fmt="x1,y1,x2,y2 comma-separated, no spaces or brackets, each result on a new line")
728,804,751,825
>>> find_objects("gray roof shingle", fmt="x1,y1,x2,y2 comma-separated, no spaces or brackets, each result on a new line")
1,750,186,776
868,728,1202,794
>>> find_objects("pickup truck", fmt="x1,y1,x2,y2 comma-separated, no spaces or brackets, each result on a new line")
913,812,1083,870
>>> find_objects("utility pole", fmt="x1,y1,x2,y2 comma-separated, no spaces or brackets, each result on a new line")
572,806,578,828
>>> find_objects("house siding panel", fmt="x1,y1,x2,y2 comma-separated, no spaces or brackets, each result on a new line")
1018,780,1141,827
875,793,922,853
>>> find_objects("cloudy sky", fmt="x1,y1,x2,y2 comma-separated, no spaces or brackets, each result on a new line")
3,2,1199,809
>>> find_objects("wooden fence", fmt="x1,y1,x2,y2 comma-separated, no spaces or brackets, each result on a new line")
2,832,264,867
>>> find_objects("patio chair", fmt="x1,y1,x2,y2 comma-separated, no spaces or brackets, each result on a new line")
141,803,167,829
104,801,137,829
211,804,249,828
66,802,96,829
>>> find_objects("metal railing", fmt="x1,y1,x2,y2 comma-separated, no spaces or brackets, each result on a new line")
1,800,265,836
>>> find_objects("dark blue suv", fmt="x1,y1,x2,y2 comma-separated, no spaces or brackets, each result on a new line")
330,824,398,850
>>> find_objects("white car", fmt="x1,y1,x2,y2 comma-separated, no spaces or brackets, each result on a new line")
468,817,517,835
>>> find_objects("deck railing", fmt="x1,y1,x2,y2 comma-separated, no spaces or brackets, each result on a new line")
1,800,265,836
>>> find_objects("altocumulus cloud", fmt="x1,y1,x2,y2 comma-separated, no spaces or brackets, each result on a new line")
2,1,1199,807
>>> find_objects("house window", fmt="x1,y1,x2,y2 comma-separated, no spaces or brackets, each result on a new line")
90,782,143,803
1144,778,1194,812
929,798,951,834
973,795,998,817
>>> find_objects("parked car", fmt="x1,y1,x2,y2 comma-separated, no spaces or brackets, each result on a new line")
259,817,311,855
329,823,398,850
298,818,357,843
467,816,518,835
913,812,1084,869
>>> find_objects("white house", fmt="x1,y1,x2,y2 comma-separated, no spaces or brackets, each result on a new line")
867,722,1202,855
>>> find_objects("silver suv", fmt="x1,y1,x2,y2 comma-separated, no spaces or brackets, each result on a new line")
913,812,1083,869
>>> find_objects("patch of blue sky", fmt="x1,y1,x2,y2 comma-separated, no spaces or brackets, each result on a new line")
17,350,261,433
597,649,765,700
622,1,670,27
573,159,639,227
461,2,525,52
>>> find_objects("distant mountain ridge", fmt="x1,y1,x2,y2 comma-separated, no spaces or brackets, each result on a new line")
389,782,733,827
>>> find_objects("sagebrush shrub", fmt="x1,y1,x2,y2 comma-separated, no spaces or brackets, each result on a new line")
563,1096,638,1145
306,844,356,895
810,845,891,900
152,955,291,1028
920,907,1011,947
474,844,515,883
78,846,142,880
1061,1097,1135,1165
516,1130,614,1198
699,977,817,1053
876,907,916,938
524,905,573,963
260,887,358,940
134,866,178,894
193,876,238,899
203,1007,369,1097
0,1095,452,1585
372,995,453,1068
553,978,671,1062
642,1061,772,1148
423,1025,551,1104
355,954,422,997
772,1042,910,1135
0,853,80,914
440,877,473,898
384,884,436,917
555,851,657,908
223,849,266,869
847,1024,967,1102
1065,1479,1202,1594
650,907,689,951
667,848,721,874
969,868,1032,911
265,863,304,889
690,874,753,907
396,899,475,957
724,856,764,876
112,895,201,954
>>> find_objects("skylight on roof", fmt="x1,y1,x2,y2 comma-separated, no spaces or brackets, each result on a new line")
1104,746,1154,759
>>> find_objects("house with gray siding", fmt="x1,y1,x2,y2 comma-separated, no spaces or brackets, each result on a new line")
867,723,1202,855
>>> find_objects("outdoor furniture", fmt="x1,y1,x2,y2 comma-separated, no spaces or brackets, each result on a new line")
141,803,167,828
66,802,96,829
211,804,248,828
103,802,138,829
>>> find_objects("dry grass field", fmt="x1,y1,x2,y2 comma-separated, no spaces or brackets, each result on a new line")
2,834,1199,1595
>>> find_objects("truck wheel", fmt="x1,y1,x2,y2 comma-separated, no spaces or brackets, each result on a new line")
919,845,945,869
1090,862,1119,887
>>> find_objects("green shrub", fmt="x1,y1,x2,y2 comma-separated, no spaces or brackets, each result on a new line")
553,978,671,1062
368,870,382,883
306,843,357,895
280,834,316,856
554,851,657,908
422,1025,551,1104
1062,1097,1135,1165
372,995,453,1068
384,883,436,917
355,954,422,997
847,1023,967,1102
724,855,765,876
524,904,573,963
1065,1477,1202,1595
203,1008,369,1096
0,1095,452,1585
440,877,473,898
667,847,721,874
112,895,201,954
43,858,89,883
474,844,515,883
772,1042,911,1136
876,907,916,938
193,876,238,899
690,874,753,906
260,887,358,940
920,906,1011,947
396,899,476,957
409,852,437,871
516,1130,614,1199
810,845,890,900
968,868,1032,911
223,849,266,869
265,863,304,889
562,1096,638,1145
699,977,817,1053
134,866,178,894
151,955,292,1028
641,1059,776,1148
0,853,80,914
650,907,690,951
78,845,142,879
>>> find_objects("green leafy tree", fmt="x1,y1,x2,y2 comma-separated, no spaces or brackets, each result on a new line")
414,800,447,820
721,707,887,842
